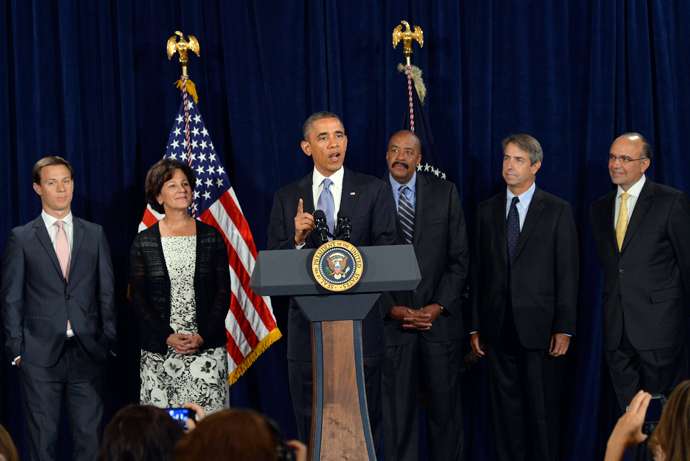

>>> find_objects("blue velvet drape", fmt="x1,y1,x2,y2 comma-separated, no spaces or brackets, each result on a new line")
2,1,689,459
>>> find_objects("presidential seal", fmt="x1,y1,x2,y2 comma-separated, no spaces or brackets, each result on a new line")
311,240,364,292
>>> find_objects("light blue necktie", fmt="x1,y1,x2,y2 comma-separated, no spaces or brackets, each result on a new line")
317,178,335,236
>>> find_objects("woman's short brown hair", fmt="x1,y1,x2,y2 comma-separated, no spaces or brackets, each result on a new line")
144,158,196,214
173,409,281,461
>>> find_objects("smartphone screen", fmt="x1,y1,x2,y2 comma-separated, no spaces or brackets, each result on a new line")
642,394,666,435
645,395,665,424
166,408,195,428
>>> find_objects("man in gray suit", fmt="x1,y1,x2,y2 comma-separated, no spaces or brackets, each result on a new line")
1,156,116,461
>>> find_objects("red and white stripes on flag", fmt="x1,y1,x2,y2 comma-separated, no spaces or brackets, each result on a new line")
139,78,281,385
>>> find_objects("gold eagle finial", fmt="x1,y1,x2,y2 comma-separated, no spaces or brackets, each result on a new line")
167,31,200,76
392,21,424,66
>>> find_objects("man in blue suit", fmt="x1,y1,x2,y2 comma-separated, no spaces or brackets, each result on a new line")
267,111,397,450
1,156,116,461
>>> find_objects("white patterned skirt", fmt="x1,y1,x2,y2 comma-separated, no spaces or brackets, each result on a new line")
140,345,229,414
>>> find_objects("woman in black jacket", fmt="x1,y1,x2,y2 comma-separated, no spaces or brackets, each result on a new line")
130,159,230,413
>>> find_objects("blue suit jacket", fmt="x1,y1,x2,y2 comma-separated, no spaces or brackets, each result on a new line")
1,215,117,367
267,167,397,360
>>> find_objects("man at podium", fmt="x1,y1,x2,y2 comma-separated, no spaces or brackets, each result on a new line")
267,111,397,452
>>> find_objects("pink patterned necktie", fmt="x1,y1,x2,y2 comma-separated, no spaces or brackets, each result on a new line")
55,220,72,332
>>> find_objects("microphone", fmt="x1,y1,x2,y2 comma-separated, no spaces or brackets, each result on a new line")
336,212,352,242
313,210,330,244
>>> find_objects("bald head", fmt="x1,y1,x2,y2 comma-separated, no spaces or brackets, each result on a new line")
386,131,422,184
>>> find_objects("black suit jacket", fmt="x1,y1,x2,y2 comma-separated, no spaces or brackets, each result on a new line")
267,167,397,360
471,187,578,349
381,173,469,345
590,179,690,352
1,215,117,367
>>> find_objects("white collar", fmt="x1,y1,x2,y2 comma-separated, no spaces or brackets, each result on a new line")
312,166,344,189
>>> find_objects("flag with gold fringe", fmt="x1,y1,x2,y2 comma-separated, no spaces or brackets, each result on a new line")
139,76,281,385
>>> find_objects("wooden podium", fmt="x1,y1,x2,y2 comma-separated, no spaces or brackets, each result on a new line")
250,244,420,460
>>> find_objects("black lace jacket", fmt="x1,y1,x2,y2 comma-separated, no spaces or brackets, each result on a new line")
129,221,230,354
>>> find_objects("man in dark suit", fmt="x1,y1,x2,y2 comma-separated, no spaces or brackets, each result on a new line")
470,134,578,461
591,133,690,419
1,156,116,461
381,131,469,461
267,111,396,448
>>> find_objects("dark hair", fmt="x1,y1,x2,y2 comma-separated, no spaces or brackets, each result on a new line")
302,111,344,141
619,132,653,160
649,380,690,461
32,156,74,185
501,134,543,164
0,424,18,461
97,404,184,461
145,158,196,214
173,409,283,461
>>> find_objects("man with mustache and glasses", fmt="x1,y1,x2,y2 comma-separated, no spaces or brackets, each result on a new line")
470,134,578,461
380,130,469,460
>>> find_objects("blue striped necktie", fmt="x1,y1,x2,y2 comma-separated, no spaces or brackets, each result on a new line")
398,185,415,244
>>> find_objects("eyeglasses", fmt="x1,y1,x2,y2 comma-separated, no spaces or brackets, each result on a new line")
608,154,647,164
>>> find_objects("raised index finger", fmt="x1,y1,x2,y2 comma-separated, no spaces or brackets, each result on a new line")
297,198,304,214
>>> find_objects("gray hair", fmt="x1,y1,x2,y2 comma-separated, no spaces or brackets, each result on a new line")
501,134,543,164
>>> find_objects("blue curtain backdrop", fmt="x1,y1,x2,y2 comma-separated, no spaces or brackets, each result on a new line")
1,1,689,459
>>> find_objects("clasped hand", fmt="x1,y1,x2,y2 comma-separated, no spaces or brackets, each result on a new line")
389,303,442,331
166,333,204,355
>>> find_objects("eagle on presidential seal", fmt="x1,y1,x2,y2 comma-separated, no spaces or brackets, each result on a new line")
325,252,351,280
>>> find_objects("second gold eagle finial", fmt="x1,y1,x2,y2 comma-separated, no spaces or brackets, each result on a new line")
392,21,424,66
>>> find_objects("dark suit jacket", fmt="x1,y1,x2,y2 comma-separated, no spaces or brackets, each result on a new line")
1,215,117,367
471,187,578,349
129,221,231,354
267,167,397,360
590,179,690,352
381,173,469,345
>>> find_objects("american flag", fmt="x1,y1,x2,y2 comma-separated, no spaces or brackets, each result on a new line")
139,79,281,385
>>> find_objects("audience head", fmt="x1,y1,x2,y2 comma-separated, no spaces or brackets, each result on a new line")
173,409,288,461
649,380,690,461
97,404,184,461
144,158,196,214
0,424,18,461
